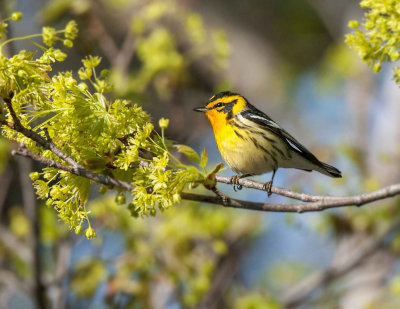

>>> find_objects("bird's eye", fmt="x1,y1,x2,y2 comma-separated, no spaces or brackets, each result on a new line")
214,103,224,109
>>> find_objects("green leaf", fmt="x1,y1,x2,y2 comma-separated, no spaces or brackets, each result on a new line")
204,162,224,189
175,145,200,162
200,148,208,169
208,162,224,176
78,178,91,205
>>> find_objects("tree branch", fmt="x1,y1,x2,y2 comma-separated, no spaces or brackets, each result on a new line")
3,97,134,190
4,95,400,213
3,96,79,168
11,145,400,213
214,176,339,202
12,145,132,190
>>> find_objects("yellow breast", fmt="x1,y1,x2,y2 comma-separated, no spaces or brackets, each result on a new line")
210,118,276,175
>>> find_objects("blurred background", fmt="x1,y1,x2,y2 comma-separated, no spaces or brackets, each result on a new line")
1,0,400,308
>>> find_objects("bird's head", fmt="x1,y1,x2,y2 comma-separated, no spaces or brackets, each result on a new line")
194,91,248,126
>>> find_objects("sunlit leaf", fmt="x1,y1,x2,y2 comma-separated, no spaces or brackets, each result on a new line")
200,148,208,169
175,144,200,162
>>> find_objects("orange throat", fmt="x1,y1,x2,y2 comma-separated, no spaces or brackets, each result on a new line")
205,111,237,149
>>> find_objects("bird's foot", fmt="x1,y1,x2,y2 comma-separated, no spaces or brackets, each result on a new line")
229,175,243,192
262,180,273,197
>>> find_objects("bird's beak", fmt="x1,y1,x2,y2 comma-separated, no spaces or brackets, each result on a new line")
193,107,209,113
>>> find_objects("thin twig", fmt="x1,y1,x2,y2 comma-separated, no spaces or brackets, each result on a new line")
12,145,132,190
3,97,79,168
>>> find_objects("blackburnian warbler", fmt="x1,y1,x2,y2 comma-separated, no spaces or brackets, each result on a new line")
194,91,341,195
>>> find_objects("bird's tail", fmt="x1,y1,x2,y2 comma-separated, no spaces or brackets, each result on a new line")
288,151,342,178
318,162,342,178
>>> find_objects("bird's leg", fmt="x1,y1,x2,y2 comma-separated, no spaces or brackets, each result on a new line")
263,169,277,197
229,174,251,191
229,175,240,192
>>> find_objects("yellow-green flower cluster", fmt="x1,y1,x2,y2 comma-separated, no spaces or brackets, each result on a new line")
346,0,400,81
0,14,212,237
130,152,202,216
0,12,22,41
42,20,78,48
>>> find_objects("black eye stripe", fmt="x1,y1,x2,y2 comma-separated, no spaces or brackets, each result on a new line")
211,99,237,109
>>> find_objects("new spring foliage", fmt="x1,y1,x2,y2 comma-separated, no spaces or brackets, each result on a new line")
346,0,400,80
0,14,213,237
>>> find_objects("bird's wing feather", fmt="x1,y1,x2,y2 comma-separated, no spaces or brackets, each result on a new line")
241,106,321,166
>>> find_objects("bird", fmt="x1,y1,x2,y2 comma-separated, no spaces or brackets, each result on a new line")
193,91,341,196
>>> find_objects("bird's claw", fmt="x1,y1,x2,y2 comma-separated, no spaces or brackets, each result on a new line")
229,175,243,192
263,180,273,197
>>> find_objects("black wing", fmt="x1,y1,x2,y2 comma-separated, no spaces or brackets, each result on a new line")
241,104,321,166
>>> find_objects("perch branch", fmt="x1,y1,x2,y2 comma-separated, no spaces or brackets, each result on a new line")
12,146,400,213
3,95,400,213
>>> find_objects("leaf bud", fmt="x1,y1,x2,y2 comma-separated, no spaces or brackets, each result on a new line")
11,12,22,21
